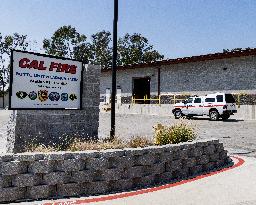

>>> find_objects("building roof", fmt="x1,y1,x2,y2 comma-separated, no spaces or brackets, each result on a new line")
102,48,256,72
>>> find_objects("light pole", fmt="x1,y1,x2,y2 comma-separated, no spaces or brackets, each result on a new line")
110,0,118,140
0,71,4,109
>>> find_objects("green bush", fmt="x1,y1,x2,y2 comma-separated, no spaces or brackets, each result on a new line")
153,121,197,145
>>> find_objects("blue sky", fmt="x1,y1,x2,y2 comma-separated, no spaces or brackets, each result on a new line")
0,0,256,58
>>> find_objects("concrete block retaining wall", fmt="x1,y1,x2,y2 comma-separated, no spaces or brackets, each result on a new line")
0,139,230,203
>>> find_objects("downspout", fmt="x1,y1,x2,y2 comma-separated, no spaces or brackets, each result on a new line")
157,67,161,97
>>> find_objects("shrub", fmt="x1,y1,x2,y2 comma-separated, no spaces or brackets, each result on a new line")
153,120,197,145
153,124,172,145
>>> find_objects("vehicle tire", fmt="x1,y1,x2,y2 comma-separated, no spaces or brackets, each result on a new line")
222,113,230,121
174,109,182,119
186,115,193,120
209,110,219,121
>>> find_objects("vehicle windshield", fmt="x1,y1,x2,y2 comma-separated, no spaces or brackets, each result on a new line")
225,94,235,103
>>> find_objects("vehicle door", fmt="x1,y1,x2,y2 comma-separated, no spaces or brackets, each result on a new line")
203,97,216,115
191,97,204,115
183,97,194,115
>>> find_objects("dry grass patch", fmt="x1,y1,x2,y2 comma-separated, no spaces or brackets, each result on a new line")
25,136,153,153
67,137,128,152
26,144,59,153
128,136,154,148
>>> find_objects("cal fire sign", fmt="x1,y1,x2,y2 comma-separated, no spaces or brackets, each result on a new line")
10,50,83,109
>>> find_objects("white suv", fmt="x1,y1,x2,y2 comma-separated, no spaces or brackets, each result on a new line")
172,93,237,121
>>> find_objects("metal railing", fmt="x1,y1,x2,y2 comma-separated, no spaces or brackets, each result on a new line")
113,92,247,106
235,92,247,108
131,95,161,104
161,94,190,104
131,94,190,105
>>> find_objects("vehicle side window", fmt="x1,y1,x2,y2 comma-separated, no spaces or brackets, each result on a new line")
194,98,201,103
186,98,193,103
205,98,215,102
217,95,223,102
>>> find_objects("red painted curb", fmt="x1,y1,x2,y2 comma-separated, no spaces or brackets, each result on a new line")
43,156,244,205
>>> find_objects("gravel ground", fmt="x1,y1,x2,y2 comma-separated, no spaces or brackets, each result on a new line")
99,113,256,157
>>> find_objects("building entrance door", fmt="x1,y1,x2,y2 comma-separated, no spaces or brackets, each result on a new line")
132,77,150,104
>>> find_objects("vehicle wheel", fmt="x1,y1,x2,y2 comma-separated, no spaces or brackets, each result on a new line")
222,113,230,121
209,110,219,121
186,115,193,120
174,110,182,119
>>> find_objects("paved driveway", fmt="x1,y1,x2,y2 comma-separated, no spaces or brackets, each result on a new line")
14,156,256,205
69,156,256,205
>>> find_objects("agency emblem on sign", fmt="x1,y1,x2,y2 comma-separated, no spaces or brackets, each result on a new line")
38,90,48,102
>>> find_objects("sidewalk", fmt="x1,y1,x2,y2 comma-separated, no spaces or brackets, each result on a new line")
17,155,256,205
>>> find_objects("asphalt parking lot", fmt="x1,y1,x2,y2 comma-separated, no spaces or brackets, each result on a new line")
99,113,256,157
1,110,256,157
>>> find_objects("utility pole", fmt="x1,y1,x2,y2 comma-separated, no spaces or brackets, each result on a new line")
110,0,118,140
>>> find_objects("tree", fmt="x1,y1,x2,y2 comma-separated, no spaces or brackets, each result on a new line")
43,26,164,69
43,25,92,62
117,33,164,66
0,32,29,89
90,30,112,69
89,32,164,68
